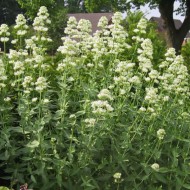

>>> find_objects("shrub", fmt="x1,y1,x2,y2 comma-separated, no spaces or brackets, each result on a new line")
0,7,190,190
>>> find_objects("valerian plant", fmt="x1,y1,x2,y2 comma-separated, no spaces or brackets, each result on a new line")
0,7,190,190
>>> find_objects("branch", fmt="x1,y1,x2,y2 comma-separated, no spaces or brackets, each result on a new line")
179,0,190,37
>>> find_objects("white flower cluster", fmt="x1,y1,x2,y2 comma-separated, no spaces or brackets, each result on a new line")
134,18,147,34
8,49,28,78
113,60,141,95
25,38,36,49
57,57,78,71
108,12,129,54
64,17,78,38
138,39,153,73
4,97,11,102
151,163,159,171
144,87,158,104
57,38,79,56
91,34,108,59
77,19,92,36
159,48,176,69
35,77,48,92
91,88,114,114
159,49,189,97
157,129,166,140
14,14,28,36
97,89,113,101
61,17,92,59
0,58,7,90
91,12,130,60
22,76,34,94
91,100,114,114
33,6,51,32
113,172,122,183
8,49,28,61
98,16,108,29
0,24,10,42
13,61,25,76
84,118,96,126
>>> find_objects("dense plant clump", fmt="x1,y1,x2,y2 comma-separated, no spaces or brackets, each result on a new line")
0,7,190,190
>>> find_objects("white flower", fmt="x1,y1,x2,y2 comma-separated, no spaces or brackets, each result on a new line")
149,70,159,79
43,99,49,104
113,172,121,179
33,6,50,32
22,76,33,88
113,172,122,183
0,37,9,42
163,96,169,102
144,87,158,104
35,77,48,92
13,61,24,76
11,39,18,44
98,16,108,29
87,63,94,67
17,30,27,36
15,14,27,28
67,77,74,82
91,100,114,114
34,55,44,63
137,39,153,73
139,107,146,112
120,89,126,95
137,18,147,33
69,114,76,119
57,38,79,56
0,59,7,83
147,107,155,113
4,97,11,102
165,48,176,61
0,24,9,35
84,118,96,126
151,163,159,171
25,38,36,49
77,19,92,35
157,129,166,140
97,89,113,100
32,97,38,102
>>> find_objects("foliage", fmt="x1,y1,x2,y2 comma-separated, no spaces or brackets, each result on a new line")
0,7,190,190
181,40,190,73
0,0,23,25
16,0,56,19
84,0,128,12
0,187,10,190
65,0,86,13
16,0,68,52
124,11,167,67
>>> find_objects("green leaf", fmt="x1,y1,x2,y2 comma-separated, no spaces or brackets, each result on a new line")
154,173,167,184
0,187,10,190
75,110,85,117
9,127,30,134
31,175,37,183
183,184,190,189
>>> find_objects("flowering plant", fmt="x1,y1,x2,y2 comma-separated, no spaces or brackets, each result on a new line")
0,7,190,190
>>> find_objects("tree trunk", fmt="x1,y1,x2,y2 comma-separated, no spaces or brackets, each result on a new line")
159,0,190,54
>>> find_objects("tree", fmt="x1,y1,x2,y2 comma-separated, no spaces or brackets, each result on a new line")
85,0,190,53
0,0,23,25
65,0,86,13
84,0,128,12
130,0,190,54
